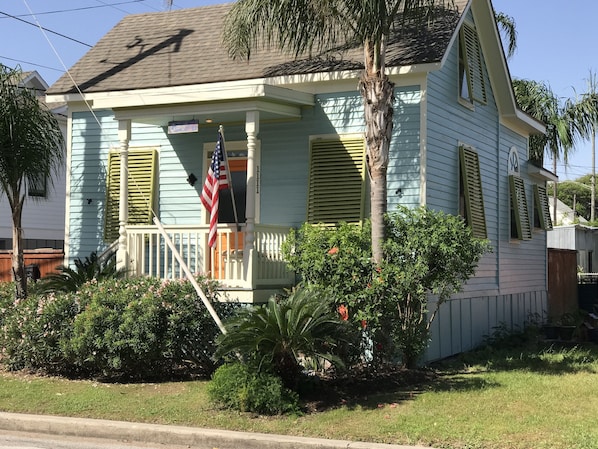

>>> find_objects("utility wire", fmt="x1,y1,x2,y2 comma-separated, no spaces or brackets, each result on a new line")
0,1,150,18
0,10,92,47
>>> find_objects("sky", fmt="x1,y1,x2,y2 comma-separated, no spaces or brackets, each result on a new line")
1,0,596,181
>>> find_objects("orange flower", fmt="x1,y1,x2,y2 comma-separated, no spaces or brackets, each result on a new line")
338,304,349,321
361,319,367,330
328,246,339,255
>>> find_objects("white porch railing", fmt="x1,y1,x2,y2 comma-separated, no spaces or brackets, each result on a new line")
125,223,295,288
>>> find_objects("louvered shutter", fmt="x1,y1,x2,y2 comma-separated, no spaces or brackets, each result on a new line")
104,149,157,242
534,184,553,230
307,138,366,224
461,23,487,104
509,175,532,240
459,146,487,239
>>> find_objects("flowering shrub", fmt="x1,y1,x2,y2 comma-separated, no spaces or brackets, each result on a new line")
281,208,491,368
0,276,238,380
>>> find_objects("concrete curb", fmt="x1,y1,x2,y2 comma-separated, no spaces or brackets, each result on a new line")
0,412,436,449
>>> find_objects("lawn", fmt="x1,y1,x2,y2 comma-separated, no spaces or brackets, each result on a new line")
1,340,597,449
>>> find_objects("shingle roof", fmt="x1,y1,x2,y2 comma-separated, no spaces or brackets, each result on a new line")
47,1,468,95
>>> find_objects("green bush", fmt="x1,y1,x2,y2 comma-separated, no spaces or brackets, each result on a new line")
0,292,81,373
1,276,237,380
208,362,299,415
64,277,236,380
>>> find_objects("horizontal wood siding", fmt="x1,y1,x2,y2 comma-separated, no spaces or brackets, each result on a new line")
426,20,548,299
387,88,422,211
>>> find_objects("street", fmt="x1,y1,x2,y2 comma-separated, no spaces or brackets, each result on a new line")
0,431,188,449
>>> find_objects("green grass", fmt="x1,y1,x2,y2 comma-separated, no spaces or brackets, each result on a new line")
2,342,598,449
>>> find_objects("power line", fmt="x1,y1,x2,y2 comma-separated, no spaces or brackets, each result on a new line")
0,55,64,74
0,10,92,47
0,1,150,18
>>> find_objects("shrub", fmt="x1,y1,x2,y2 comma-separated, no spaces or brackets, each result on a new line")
215,287,357,389
208,362,299,415
0,292,81,374
64,276,235,380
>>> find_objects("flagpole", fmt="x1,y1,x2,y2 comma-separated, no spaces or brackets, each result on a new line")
219,125,240,231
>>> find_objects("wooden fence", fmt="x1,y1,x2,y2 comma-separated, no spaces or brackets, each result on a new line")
0,249,64,282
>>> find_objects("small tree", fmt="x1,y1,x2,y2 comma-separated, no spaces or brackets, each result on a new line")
379,207,491,367
283,208,491,368
0,64,64,299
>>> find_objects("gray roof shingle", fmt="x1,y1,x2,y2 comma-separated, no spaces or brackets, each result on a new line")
47,1,468,95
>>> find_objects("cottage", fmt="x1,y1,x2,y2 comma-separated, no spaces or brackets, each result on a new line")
46,0,555,360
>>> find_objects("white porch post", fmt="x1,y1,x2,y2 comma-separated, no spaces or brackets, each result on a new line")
244,111,259,284
116,119,131,271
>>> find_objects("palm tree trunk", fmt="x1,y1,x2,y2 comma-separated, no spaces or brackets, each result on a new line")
360,73,394,264
11,199,26,299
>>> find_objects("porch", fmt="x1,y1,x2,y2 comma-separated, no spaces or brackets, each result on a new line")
124,222,295,302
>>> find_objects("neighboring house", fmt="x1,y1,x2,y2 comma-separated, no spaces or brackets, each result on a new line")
549,196,587,226
46,0,555,361
0,71,66,280
548,225,598,273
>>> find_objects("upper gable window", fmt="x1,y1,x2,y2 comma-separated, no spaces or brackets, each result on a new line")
459,22,487,105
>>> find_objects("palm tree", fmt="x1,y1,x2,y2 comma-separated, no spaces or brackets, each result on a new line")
494,11,517,59
0,64,64,299
512,78,579,223
569,70,598,222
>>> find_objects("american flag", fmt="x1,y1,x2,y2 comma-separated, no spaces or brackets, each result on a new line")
201,131,229,248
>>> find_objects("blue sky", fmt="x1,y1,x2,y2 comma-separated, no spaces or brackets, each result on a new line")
1,0,595,181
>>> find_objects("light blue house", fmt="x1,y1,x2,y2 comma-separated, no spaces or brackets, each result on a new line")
46,0,555,360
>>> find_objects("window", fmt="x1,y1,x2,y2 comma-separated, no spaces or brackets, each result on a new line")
104,148,158,242
459,145,487,239
459,22,487,105
307,137,366,224
28,176,47,197
509,175,532,240
533,184,553,230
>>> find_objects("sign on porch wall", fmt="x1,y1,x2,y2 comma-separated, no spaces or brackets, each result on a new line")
167,120,199,134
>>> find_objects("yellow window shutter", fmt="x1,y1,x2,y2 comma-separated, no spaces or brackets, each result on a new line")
459,146,487,239
307,138,366,224
461,23,487,104
534,184,553,230
104,149,157,242
509,175,532,240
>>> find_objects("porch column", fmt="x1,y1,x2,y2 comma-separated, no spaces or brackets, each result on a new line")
116,119,131,271
245,111,259,252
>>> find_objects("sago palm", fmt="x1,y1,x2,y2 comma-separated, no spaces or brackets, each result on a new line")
216,287,354,388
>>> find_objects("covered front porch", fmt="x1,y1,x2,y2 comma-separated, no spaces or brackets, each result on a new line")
105,83,313,302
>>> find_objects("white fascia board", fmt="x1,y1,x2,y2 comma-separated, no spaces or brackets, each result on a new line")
113,99,303,121
49,81,314,110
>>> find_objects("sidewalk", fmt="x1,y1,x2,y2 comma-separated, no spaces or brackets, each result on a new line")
0,412,437,449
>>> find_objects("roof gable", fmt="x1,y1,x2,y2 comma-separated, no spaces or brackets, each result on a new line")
48,1,468,95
